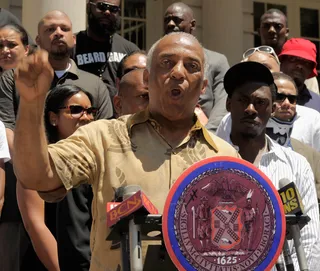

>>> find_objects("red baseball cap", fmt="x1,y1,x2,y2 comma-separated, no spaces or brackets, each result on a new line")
279,38,318,78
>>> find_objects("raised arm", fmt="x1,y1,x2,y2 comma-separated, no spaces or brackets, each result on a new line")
13,50,62,192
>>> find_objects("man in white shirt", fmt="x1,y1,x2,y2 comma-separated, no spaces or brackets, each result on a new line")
219,61,320,270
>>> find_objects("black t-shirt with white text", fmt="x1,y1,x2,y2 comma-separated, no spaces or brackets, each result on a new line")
73,31,139,99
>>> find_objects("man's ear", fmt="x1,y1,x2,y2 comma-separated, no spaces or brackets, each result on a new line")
285,27,289,38
201,79,208,95
226,97,231,112
113,95,122,117
143,69,149,86
272,102,276,115
35,35,40,46
190,19,196,33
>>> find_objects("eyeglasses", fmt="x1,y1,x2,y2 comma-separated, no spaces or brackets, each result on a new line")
276,93,298,104
90,2,120,13
59,105,98,118
243,46,280,65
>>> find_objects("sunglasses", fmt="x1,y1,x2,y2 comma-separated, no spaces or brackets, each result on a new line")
243,46,280,65
59,105,98,118
276,93,298,104
90,2,120,13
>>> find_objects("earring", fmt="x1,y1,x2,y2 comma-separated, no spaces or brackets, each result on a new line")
52,122,56,126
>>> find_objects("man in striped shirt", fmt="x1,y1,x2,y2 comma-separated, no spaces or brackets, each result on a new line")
219,61,320,270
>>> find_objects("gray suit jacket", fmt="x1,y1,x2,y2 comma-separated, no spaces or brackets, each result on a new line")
201,48,229,133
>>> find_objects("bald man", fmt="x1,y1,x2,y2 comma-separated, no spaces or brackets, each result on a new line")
244,50,280,72
164,2,229,132
113,69,148,116
13,32,239,271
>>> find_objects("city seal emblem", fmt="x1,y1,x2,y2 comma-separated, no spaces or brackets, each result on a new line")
162,157,285,271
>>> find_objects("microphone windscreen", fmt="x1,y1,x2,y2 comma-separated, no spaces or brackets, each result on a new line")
123,185,142,200
279,178,291,189
278,178,304,215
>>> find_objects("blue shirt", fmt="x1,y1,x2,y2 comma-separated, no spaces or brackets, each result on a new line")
298,85,320,112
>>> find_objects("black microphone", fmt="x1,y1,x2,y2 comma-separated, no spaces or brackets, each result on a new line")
107,185,159,271
279,178,308,271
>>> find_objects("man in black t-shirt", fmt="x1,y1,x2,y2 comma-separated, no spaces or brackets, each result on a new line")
74,0,139,101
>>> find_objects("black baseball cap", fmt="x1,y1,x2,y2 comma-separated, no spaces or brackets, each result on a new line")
224,62,276,96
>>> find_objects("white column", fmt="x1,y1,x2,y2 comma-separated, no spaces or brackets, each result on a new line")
202,0,244,66
146,0,164,50
22,0,87,40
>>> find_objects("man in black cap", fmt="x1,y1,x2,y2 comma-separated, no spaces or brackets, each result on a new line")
218,61,320,270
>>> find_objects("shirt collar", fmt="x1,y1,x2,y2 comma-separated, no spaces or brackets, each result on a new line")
264,135,288,162
67,59,80,78
126,109,219,152
225,132,287,163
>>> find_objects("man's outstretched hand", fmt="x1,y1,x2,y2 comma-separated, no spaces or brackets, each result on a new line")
14,49,54,103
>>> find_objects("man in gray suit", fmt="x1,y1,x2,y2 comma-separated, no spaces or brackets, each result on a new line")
164,2,229,132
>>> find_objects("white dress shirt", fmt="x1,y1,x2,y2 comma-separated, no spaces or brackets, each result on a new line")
216,105,320,152
216,130,320,270
292,105,320,152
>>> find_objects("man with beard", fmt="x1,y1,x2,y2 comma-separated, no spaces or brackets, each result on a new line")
279,38,320,112
164,2,229,132
74,0,139,102
217,61,320,270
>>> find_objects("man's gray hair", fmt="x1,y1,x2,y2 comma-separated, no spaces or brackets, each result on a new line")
146,32,208,77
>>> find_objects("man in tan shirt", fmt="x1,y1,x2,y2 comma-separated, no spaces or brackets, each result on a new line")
13,32,239,271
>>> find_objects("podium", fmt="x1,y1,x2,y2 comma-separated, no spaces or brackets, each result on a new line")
107,157,288,271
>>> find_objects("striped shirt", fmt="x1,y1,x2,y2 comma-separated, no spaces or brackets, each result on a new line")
217,132,320,270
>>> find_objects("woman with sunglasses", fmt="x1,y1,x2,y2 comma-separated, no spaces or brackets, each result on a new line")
17,84,96,271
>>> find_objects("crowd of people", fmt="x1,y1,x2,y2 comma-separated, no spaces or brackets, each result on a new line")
0,1,319,271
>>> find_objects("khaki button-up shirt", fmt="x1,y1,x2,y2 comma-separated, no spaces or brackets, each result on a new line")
45,110,240,271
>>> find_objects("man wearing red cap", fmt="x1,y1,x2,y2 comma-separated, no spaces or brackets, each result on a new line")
279,38,320,113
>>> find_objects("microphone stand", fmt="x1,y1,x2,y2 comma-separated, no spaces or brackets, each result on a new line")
290,224,308,271
286,214,310,271
107,214,163,271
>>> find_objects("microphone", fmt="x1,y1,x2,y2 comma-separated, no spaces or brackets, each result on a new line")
279,178,308,271
279,178,304,216
107,185,159,271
